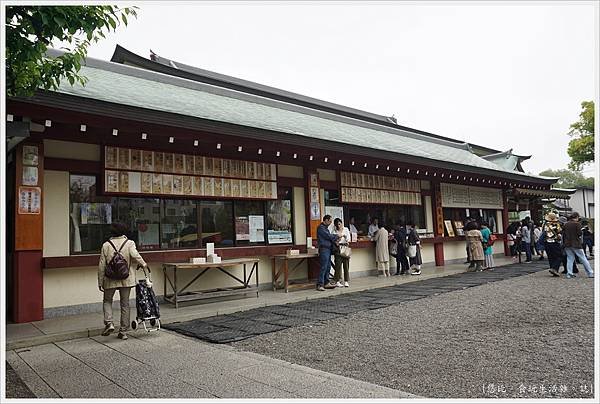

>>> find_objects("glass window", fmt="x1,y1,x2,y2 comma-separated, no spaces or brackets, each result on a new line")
69,175,114,254
160,200,199,249
234,200,265,246
324,189,340,206
443,208,499,235
115,198,160,251
199,201,234,247
347,205,424,238
266,187,293,244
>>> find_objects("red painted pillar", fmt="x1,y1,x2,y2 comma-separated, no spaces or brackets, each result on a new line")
12,142,45,322
431,181,445,266
502,189,510,256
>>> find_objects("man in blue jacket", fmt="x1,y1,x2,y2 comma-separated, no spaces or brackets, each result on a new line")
317,215,339,291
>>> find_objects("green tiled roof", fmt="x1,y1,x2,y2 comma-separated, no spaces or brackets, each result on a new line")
53,58,552,182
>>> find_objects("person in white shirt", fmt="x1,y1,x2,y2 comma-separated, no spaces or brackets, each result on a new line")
368,218,379,239
331,218,351,287
348,217,359,236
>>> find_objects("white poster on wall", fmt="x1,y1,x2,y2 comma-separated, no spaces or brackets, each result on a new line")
249,215,265,242
325,206,344,233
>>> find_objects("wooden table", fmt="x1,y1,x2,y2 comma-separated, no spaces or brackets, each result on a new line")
163,258,259,308
271,253,319,293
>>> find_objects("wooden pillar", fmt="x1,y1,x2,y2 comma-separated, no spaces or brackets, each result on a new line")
431,181,445,266
502,189,510,256
13,141,45,322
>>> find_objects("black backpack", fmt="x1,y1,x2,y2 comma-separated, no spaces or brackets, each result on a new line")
105,239,130,280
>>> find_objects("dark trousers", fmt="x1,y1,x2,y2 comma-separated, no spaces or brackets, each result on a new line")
395,250,409,274
318,248,332,286
545,242,562,270
583,239,594,256
523,242,532,261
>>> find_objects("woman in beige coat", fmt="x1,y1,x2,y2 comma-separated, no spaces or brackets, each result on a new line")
465,221,485,271
98,223,147,339
374,224,391,276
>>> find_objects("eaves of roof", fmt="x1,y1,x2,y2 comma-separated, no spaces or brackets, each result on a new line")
514,188,575,198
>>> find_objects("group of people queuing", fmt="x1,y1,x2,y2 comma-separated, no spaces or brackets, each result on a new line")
316,215,423,291
506,212,594,278
541,211,594,279
372,219,422,277
463,218,495,271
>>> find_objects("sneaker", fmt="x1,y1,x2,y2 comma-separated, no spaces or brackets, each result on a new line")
117,332,128,340
344,281,349,287
566,274,575,279
317,285,326,291
588,273,594,278
549,269,560,277
538,256,544,260
411,270,421,275
524,260,532,264
335,281,344,288
101,323,115,336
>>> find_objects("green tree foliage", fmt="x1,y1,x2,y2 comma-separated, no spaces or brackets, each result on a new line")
539,168,594,189
567,101,594,170
6,6,137,97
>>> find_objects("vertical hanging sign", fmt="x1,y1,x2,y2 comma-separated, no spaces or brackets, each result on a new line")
15,142,44,250
307,171,321,243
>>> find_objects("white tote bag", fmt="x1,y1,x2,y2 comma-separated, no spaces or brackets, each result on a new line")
407,245,417,258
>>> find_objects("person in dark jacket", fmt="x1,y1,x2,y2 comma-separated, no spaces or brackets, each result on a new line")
543,212,563,277
562,212,594,279
393,221,409,275
581,220,594,258
407,221,422,275
559,215,579,275
316,215,339,291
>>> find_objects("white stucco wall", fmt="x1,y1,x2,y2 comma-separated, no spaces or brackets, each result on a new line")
43,170,70,257
317,168,336,182
424,195,434,232
293,186,306,244
44,139,100,161
277,164,303,178
443,239,505,263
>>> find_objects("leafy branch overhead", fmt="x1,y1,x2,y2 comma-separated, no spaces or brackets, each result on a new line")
567,101,594,170
538,168,594,189
6,6,137,97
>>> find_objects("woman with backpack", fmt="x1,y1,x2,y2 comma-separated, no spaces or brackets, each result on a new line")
98,222,148,340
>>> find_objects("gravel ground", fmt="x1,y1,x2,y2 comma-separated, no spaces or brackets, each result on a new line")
5,362,35,399
233,271,595,398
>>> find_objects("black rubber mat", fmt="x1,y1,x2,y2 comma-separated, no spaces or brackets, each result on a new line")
165,261,549,343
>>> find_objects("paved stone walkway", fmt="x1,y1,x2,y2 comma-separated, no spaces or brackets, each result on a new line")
6,330,416,398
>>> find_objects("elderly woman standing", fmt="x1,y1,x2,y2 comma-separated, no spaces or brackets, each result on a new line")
480,223,494,269
465,221,485,271
374,224,390,277
98,222,148,340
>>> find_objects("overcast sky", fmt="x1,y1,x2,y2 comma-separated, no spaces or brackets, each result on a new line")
80,1,598,176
